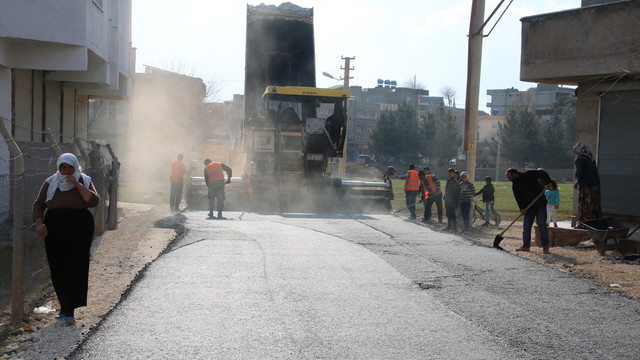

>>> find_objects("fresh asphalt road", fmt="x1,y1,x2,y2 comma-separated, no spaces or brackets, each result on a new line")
70,211,640,359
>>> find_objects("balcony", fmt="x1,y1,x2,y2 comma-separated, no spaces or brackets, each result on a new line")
520,1,640,85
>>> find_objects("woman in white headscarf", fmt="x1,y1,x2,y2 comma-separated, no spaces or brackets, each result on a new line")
32,153,100,326
573,142,602,224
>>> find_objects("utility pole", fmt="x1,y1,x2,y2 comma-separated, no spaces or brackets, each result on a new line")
338,56,354,178
464,0,485,182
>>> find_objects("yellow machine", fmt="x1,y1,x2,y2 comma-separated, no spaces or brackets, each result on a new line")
186,3,393,212
241,86,392,212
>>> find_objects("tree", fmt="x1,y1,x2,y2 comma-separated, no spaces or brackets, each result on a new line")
370,102,423,164
498,108,543,168
540,117,572,168
429,104,462,166
441,86,457,107
166,59,222,102
551,95,577,148
403,74,425,90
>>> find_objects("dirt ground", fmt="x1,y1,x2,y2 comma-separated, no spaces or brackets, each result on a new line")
1,203,640,358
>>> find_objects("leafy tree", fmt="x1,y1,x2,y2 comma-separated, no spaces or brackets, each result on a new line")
540,117,572,168
430,104,462,166
498,108,542,168
421,115,437,164
551,95,577,148
370,102,423,163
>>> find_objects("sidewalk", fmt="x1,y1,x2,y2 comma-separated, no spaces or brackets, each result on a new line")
1,203,180,359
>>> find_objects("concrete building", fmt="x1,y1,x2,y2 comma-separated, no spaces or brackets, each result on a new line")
346,86,450,160
0,0,134,222
486,84,575,118
126,66,206,183
477,115,505,143
520,0,640,218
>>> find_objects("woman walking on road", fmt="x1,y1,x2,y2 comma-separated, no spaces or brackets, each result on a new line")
32,153,100,325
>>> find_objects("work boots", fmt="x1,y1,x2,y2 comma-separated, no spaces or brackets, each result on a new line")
543,245,550,254
217,211,223,219
515,246,530,252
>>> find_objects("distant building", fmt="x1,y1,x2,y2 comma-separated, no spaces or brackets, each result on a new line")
477,115,505,143
486,84,575,118
127,66,206,182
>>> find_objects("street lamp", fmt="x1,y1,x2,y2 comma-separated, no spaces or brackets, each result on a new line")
322,71,342,81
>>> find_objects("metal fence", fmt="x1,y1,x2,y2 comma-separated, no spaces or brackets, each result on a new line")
1,119,119,322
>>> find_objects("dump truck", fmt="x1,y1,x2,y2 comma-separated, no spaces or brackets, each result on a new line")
186,2,392,212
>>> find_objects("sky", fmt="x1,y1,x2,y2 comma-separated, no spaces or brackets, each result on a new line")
131,0,581,112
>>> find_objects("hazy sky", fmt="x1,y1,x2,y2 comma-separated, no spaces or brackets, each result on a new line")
132,0,580,111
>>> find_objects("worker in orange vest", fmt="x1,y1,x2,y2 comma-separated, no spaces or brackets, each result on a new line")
169,153,185,212
397,164,420,219
423,167,443,223
204,158,232,219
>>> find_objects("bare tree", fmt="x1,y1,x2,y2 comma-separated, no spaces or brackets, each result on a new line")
166,59,223,102
403,74,425,90
441,86,457,107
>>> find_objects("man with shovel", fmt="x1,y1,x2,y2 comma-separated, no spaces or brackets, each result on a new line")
505,168,553,254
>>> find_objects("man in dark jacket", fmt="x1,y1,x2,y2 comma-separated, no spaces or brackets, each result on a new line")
506,168,552,254
444,168,460,232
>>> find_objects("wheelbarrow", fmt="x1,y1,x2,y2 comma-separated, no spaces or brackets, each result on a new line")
581,218,640,256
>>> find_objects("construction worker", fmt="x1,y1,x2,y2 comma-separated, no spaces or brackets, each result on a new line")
204,158,232,219
418,170,427,219
423,167,443,223
169,153,185,212
397,164,420,219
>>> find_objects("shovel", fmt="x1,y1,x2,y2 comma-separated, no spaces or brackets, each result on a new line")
392,199,423,215
493,189,546,250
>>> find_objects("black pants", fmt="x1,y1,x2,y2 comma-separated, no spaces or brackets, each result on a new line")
425,193,443,221
169,182,183,210
44,208,94,314
445,201,457,231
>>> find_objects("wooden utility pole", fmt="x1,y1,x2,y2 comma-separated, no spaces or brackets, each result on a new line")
464,0,485,182
338,56,354,179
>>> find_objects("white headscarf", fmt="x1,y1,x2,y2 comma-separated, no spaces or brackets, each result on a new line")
44,153,92,202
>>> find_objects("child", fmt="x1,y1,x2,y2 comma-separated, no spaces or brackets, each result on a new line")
545,179,559,228
475,176,495,226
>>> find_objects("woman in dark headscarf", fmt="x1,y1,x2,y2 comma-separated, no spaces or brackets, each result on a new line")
32,153,100,325
573,142,602,224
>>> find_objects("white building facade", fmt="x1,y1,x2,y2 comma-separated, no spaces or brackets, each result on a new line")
0,0,134,221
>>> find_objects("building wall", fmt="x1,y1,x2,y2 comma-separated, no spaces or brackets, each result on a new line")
125,68,206,183
521,1,640,84
0,0,133,223
487,84,575,116
521,0,640,219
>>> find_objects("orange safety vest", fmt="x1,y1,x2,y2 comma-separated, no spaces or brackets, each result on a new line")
420,178,429,199
170,160,184,184
427,174,441,194
205,161,225,183
404,169,420,191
